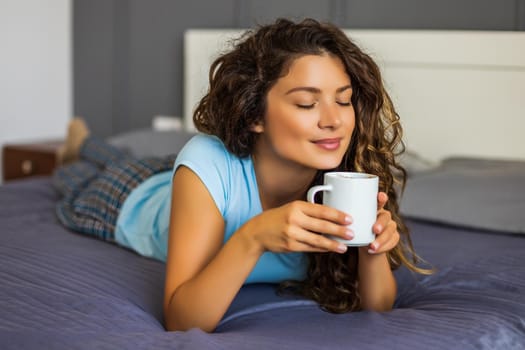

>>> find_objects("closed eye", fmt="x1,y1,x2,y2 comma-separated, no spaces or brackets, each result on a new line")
296,101,351,109
296,103,316,109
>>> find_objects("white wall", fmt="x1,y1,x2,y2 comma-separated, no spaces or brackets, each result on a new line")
0,0,72,183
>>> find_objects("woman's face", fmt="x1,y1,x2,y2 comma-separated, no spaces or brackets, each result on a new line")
253,53,355,171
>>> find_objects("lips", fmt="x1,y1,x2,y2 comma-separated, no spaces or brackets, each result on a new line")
312,138,342,150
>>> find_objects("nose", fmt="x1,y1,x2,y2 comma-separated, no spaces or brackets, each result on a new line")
317,103,342,129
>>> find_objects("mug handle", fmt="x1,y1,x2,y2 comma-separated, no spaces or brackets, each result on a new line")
307,184,333,204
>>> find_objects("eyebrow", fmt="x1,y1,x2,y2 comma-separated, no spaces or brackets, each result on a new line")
285,85,352,95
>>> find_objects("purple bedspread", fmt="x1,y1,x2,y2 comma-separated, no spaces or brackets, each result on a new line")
1,178,524,349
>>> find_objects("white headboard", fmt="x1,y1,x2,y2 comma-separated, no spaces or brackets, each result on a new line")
184,29,525,162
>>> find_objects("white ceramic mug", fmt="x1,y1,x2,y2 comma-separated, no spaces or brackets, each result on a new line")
307,172,379,246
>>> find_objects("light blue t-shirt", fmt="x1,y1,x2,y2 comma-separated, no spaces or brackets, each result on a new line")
115,134,307,284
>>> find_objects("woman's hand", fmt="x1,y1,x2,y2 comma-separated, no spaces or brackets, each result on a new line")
365,192,400,255
242,200,353,255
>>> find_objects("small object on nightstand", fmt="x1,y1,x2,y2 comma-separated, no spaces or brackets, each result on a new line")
2,140,64,182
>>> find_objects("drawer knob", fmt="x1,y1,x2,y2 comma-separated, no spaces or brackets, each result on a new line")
21,160,34,175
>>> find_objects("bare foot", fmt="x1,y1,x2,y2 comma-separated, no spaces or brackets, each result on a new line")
57,117,90,165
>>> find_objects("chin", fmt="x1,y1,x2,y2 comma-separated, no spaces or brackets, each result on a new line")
304,147,347,170
309,158,344,170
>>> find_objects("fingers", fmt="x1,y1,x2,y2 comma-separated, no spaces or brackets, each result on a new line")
367,192,398,254
285,222,348,254
301,202,352,236
368,222,399,254
377,191,388,210
298,196,397,255
302,215,354,241
293,232,348,254
368,210,399,254
299,202,353,250
289,194,398,256
260,201,349,254
372,208,391,235
302,201,352,226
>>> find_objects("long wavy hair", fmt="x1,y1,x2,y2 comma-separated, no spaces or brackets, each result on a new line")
194,18,431,313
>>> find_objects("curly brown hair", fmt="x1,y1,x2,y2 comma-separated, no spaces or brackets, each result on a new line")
194,18,431,313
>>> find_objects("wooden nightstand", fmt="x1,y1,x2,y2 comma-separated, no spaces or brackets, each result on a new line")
2,140,64,182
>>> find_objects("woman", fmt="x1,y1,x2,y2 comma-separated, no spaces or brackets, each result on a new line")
164,18,427,332
53,18,427,334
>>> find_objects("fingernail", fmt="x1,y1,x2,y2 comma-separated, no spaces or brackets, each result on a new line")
374,224,382,234
337,244,347,253
370,242,379,251
344,216,352,224
344,229,354,239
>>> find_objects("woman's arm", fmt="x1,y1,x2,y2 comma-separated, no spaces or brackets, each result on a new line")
163,166,263,332
164,166,355,332
356,192,399,311
357,250,397,311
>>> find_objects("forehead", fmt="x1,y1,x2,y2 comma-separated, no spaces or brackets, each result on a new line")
276,53,350,87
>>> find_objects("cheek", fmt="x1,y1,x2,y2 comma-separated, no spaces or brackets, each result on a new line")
340,112,356,145
350,117,356,132
345,110,356,130
266,105,311,135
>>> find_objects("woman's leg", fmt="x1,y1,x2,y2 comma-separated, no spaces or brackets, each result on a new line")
77,136,132,169
52,118,129,199
52,161,100,200
57,155,176,242
53,118,177,241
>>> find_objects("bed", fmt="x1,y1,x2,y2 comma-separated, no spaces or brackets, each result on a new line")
1,29,525,349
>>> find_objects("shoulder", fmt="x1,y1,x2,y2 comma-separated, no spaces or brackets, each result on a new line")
173,134,239,215
174,134,232,172
177,133,227,157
